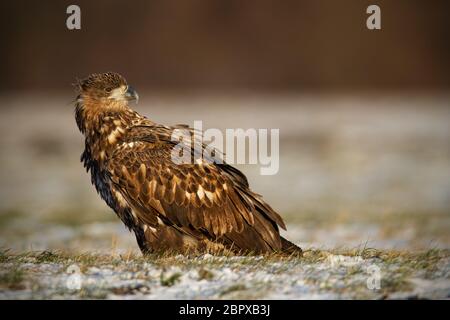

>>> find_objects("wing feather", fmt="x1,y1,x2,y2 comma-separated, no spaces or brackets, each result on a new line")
105,124,285,249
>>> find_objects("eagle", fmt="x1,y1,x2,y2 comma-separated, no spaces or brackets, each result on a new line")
74,72,301,255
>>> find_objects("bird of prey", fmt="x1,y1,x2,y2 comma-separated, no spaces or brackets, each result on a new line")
74,72,301,255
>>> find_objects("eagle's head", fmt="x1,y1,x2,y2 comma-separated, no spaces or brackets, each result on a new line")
76,72,139,104
74,72,139,134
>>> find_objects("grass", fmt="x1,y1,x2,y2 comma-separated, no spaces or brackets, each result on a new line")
0,249,10,263
160,272,182,287
219,284,247,297
0,247,447,298
0,268,25,290
198,268,215,281
1,247,447,268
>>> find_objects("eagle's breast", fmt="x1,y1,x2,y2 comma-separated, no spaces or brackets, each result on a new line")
81,112,141,231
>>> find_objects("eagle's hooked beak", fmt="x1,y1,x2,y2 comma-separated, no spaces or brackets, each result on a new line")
125,86,139,104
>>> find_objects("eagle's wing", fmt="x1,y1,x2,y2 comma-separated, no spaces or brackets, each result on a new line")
105,124,286,251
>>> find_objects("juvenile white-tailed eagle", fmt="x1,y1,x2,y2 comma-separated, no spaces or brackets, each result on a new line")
74,72,301,255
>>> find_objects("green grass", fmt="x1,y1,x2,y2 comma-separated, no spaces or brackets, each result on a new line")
160,272,182,287
0,268,25,290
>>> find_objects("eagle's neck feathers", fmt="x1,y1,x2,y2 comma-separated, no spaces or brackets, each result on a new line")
76,98,145,165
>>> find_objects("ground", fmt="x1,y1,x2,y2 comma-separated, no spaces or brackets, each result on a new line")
1,248,449,299
0,94,449,299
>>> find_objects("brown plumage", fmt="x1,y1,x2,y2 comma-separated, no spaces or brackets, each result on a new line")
74,72,301,255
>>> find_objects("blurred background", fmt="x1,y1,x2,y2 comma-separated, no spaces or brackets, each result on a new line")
0,0,449,253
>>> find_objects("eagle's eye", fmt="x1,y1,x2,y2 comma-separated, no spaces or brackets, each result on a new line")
105,87,113,93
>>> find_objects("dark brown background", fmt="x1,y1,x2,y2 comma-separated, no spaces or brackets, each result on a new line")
1,0,449,93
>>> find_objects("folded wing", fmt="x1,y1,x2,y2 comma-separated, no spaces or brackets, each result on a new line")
105,124,286,252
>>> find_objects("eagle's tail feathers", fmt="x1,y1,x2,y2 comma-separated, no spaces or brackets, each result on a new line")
280,237,302,255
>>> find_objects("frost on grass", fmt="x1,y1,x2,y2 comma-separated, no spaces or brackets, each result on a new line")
0,248,448,300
